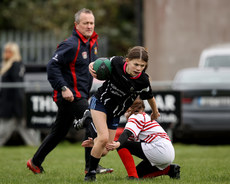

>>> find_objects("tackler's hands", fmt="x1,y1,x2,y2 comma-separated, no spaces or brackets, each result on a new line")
62,88,74,102
89,62,97,78
81,137,94,148
151,111,160,121
106,141,120,151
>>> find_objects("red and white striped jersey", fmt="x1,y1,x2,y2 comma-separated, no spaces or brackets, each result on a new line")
125,112,171,143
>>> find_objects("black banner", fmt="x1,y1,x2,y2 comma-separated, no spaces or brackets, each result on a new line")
117,91,181,128
153,91,181,125
26,92,57,128
26,91,181,129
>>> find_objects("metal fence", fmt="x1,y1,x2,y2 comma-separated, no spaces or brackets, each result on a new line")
0,30,108,64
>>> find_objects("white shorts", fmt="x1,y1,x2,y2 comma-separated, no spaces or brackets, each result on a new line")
141,138,175,170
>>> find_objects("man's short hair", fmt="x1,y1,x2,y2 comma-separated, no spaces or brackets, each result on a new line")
75,8,94,23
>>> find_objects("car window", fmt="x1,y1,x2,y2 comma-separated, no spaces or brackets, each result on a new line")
178,71,230,84
205,55,230,67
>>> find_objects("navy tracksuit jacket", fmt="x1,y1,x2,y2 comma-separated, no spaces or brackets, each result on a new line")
47,27,98,102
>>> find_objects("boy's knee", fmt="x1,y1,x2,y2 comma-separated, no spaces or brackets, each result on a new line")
102,149,108,157
98,136,109,146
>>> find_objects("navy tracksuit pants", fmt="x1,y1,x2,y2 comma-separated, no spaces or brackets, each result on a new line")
32,98,90,168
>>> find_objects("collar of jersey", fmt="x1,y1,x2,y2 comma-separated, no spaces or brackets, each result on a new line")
74,27,98,44
123,62,142,79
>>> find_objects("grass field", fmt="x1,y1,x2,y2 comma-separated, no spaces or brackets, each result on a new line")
0,142,230,184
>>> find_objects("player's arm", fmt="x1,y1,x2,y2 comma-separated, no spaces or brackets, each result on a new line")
47,43,76,102
47,57,74,102
147,97,160,121
106,129,132,151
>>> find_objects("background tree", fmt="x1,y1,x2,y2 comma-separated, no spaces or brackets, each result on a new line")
0,0,139,56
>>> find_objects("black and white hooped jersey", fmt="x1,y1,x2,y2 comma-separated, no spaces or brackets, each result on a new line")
94,56,153,118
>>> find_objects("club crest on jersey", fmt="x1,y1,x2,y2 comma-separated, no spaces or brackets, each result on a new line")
94,47,98,55
82,52,87,59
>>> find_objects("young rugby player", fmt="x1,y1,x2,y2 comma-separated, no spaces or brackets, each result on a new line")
83,46,160,181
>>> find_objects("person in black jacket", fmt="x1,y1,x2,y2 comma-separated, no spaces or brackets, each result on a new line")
0,42,39,146
27,8,112,174
0,42,24,119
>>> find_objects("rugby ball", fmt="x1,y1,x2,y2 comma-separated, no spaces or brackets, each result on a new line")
93,58,112,80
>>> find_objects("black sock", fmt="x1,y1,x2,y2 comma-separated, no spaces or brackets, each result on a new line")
85,118,97,139
88,121,97,139
85,127,92,170
136,160,159,178
83,117,91,128
87,155,101,175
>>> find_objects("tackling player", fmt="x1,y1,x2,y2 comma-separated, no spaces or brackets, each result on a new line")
106,98,180,179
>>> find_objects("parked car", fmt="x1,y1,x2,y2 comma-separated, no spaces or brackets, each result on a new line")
198,44,230,68
172,67,230,141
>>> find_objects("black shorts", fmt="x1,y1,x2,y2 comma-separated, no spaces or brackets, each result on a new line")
89,95,119,130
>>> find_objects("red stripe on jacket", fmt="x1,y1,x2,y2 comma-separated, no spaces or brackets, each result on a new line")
69,39,81,98
53,90,58,102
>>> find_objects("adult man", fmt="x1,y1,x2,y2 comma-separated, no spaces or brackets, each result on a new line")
27,8,112,174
